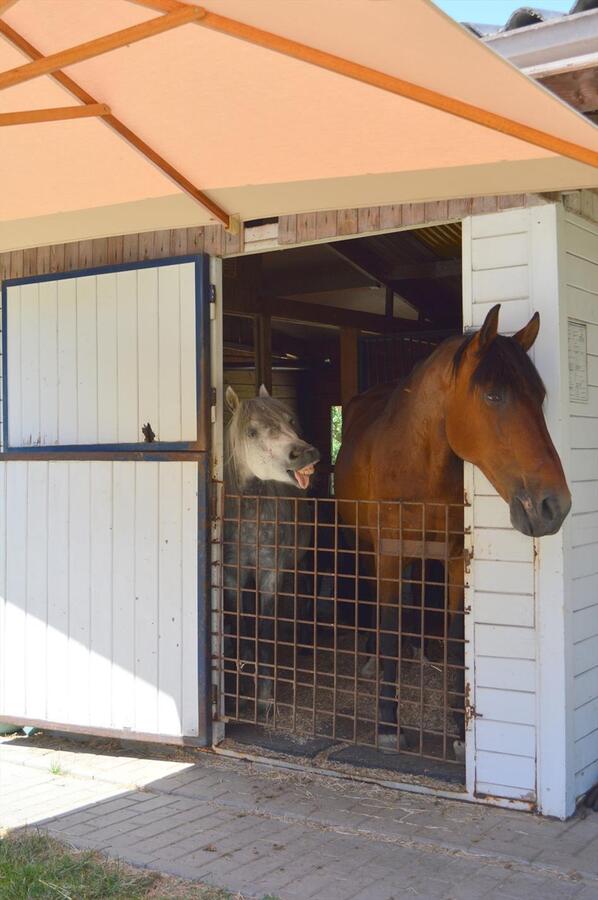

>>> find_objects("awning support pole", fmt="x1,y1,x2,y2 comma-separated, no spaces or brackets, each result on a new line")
0,103,110,126
129,0,598,170
0,18,233,228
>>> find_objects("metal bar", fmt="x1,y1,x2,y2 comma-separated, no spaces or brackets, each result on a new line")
217,493,466,767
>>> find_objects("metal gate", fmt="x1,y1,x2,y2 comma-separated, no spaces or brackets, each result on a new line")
214,492,467,767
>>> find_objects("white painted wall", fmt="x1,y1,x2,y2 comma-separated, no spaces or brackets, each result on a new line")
463,206,555,807
560,211,598,802
463,205,566,814
4,263,197,447
465,201,598,817
0,460,199,738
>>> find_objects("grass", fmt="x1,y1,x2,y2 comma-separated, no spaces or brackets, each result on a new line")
0,832,277,900
49,761,67,777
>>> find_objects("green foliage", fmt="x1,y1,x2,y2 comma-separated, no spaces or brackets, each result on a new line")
330,405,343,464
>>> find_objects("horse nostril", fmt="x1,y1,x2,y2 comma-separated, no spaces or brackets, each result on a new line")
289,448,300,461
541,495,558,524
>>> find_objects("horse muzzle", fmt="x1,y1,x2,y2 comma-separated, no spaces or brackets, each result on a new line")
509,488,572,537
288,445,320,489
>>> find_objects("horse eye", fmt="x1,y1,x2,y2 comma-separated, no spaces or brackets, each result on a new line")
485,391,503,405
247,427,257,438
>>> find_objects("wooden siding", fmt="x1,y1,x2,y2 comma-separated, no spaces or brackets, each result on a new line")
463,208,538,803
4,264,197,448
0,460,199,737
562,213,598,799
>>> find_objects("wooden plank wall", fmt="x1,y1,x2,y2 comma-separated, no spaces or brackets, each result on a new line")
0,459,199,737
223,369,299,426
463,208,539,802
278,195,540,245
562,212,598,799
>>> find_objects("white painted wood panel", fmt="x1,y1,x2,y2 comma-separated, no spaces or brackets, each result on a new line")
476,750,535,791
475,657,536,693
4,262,198,447
476,720,535,758
562,213,598,799
475,593,534,628
464,206,539,805
0,460,199,738
475,624,535,659
475,687,536,725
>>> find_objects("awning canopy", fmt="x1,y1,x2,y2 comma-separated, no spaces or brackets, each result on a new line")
0,0,597,251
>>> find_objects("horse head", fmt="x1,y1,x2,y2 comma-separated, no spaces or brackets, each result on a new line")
225,384,320,490
446,304,571,537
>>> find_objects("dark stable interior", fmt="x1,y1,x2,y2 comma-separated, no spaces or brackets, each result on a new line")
220,223,466,783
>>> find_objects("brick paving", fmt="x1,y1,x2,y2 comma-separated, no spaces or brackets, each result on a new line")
1,735,598,900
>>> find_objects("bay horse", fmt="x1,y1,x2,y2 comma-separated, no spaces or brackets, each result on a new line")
223,385,320,704
334,304,571,753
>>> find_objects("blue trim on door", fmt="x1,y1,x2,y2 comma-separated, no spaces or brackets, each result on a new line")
197,452,212,746
2,255,207,454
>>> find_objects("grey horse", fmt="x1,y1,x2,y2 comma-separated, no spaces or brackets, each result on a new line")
222,385,320,705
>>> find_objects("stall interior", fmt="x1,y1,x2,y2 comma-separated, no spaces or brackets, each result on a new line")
216,223,467,784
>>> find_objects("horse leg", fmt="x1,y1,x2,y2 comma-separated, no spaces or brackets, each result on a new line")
257,566,277,702
376,553,406,750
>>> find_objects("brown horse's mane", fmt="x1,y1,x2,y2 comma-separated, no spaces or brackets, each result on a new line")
451,332,546,403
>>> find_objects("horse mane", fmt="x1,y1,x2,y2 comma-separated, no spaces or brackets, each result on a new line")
452,332,545,403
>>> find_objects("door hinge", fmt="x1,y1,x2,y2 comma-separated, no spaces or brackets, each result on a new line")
209,284,216,319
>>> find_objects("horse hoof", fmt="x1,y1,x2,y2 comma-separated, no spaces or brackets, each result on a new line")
453,739,466,763
361,657,378,678
378,731,408,751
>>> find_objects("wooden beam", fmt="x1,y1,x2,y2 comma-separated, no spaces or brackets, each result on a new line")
225,293,422,334
0,0,19,13
0,103,110,126
0,7,204,91
253,315,272,394
0,20,230,228
128,0,598,169
340,327,359,408
387,258,461,281
539,67,598,115
385,286,394,318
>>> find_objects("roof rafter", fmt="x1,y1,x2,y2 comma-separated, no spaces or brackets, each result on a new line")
0,103,110,126
0,19,231,228
0,6,204,91
128,0,598,169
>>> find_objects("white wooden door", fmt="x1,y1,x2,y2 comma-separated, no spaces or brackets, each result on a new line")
0,257,211,743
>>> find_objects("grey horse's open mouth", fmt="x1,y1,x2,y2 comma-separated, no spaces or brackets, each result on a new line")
291,463,315,489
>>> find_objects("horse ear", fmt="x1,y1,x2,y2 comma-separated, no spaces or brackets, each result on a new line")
258,384,270,398
225,385,240,412
477,304,500,351
513,312,540,352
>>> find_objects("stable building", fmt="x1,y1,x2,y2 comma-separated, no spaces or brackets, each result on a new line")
0,0,597,819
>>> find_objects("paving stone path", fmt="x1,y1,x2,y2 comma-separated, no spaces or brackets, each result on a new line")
1,736,598,899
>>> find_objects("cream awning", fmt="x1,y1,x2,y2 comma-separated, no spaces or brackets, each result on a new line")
0,0,597,251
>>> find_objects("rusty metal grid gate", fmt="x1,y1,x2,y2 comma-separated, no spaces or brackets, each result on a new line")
213,492,468,767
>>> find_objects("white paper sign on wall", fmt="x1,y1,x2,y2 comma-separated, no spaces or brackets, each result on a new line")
568,319,588,403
